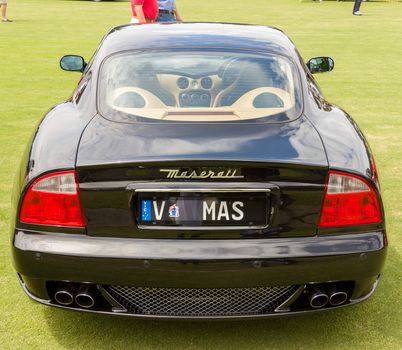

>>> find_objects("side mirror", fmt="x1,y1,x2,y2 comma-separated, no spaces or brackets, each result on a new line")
60,55,86,72
306,57,334,74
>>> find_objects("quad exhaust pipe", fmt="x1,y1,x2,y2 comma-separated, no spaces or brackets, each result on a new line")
308,284,329,309
75,285,95,309
54,284,76,306
307,284,349,309
54,283,96,308
328,285,348,306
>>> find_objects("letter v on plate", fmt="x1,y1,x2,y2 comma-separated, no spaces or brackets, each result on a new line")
153,201,165,220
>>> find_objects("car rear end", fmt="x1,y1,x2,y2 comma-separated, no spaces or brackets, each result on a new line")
11,40,387,319
12,148,386,318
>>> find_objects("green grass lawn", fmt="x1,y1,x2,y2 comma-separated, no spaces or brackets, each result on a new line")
1,0,401,349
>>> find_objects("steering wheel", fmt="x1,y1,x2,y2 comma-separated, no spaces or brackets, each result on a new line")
218,58,244,87
214,58,247,107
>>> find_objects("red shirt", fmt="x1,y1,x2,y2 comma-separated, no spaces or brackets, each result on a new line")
131,0,158,22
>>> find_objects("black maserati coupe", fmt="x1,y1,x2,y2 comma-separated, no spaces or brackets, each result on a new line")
11,23,387,318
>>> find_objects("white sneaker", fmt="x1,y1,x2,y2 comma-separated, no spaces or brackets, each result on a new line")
353,11,362,16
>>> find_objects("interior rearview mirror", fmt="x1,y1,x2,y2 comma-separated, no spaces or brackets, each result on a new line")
60,55,86,72
306,57,334,74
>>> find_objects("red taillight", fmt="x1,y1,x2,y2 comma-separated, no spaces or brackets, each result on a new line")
319,171,382,227
20,171,85,227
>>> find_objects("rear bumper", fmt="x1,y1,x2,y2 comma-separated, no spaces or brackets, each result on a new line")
14,229,385,260
12,229,387,318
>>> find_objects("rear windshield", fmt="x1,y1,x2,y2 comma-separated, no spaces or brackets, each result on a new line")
98,50,302,123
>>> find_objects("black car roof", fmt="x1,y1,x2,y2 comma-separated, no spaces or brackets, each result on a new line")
98,22,297,58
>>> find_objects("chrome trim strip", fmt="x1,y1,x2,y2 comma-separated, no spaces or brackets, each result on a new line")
134,188,271,193
96,285,127,313
14,230,385,260
18,274,52,303
126,182,276,191
136,224,267,230
275,285,306,312
349,276,380,303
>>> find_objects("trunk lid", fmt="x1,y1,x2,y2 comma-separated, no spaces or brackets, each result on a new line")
76,115,328,239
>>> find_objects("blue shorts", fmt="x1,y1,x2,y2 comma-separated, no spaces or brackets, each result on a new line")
156,12,176,22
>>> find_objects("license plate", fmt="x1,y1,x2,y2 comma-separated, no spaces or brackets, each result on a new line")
136,192,269,228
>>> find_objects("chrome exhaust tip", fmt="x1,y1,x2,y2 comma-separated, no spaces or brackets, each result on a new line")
308,285,328,309
75,285,95,309
54,285,75,306
328,288,348,306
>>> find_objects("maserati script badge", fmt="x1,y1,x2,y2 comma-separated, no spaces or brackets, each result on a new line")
160,169,244,179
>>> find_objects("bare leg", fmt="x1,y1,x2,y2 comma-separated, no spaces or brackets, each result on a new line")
1,3,12,21
1,4,7,20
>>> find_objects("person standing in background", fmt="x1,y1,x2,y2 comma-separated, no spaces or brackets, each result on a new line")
156,0,182,22
353,0,363,16
130,0,158,23
1,0,12,22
